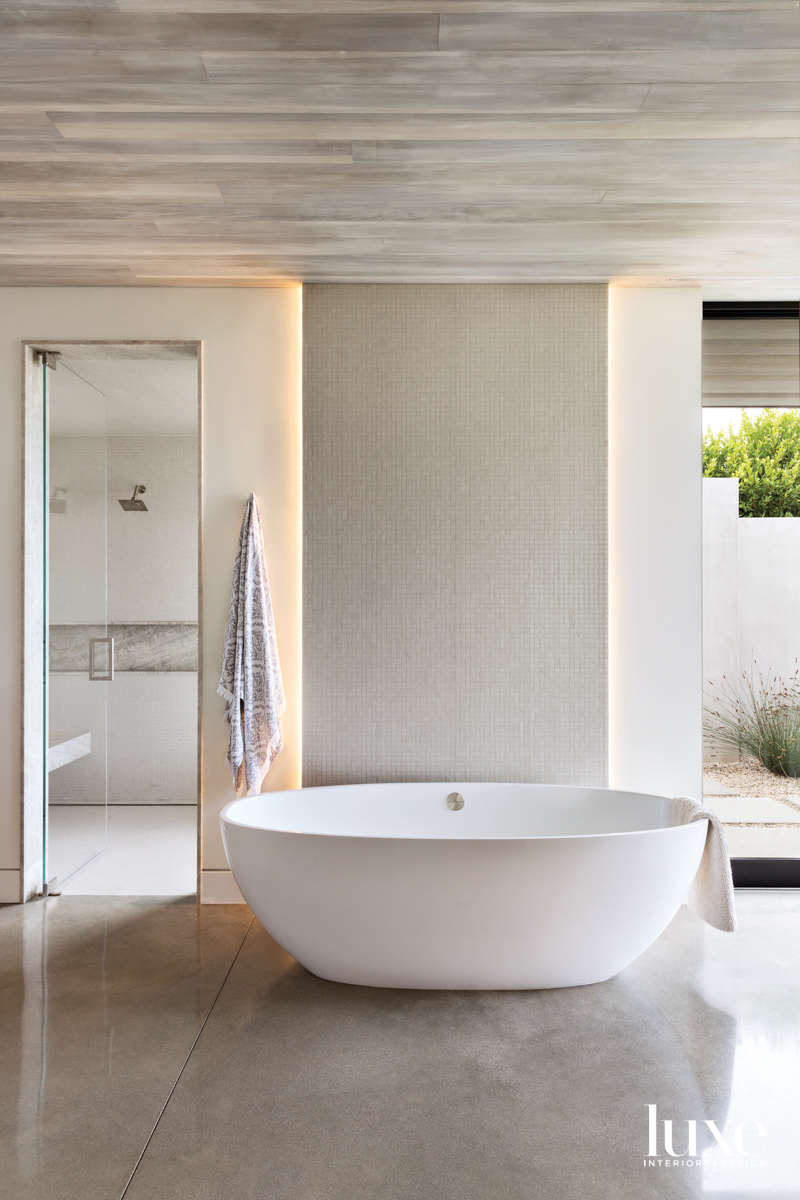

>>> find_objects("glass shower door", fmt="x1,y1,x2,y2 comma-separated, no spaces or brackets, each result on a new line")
44,354,109,890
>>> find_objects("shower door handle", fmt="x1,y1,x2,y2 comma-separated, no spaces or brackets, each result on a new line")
89,637,114,682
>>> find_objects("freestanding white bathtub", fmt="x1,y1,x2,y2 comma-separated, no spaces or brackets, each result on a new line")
220,782,707,990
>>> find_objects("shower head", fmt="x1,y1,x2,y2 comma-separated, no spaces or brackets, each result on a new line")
119,484,148,512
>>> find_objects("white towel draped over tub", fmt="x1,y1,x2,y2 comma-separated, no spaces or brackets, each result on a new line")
669,796,737,933
218,493,285,797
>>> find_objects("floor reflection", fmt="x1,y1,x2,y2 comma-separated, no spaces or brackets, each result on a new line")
1,893,798,1199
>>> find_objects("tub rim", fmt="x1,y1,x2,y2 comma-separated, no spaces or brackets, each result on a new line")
219,782,708,843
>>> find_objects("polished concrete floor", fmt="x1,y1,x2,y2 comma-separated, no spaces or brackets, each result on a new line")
1,893,799,1200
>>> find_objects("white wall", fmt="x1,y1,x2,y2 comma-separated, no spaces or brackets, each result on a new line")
0,288,301,904
609,287,703,800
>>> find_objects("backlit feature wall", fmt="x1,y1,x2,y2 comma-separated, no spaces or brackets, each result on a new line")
303,283,608,786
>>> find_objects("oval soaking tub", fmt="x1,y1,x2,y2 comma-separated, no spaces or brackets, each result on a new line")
220,782,707,991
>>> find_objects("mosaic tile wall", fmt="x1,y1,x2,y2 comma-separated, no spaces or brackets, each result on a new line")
303,284,608,787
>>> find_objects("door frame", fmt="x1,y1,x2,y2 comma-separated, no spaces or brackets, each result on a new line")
20,340,203,902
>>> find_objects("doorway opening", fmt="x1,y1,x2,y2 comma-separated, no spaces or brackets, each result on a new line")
23,342,201,900
702,302,800,884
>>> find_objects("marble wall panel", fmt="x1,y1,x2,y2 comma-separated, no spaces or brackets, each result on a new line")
49,622,198,673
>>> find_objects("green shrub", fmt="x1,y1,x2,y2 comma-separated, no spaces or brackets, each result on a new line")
704,665,800,777
703,408,800,517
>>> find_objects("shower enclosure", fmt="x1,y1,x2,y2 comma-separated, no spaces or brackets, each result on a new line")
24,342,201,899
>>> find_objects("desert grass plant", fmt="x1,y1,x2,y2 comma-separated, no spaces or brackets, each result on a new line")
704,664,800,777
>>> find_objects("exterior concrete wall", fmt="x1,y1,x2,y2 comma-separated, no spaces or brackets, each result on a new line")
739,518,800,687
702,484,800,763
702,477,739,764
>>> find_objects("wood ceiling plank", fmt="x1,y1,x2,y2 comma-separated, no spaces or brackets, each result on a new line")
604,186,800,203
439,10,800,51
644,82,800,110
462,207,800,227
0,1,121,9
367,139,800,165
2,159,792,198
0,11,440,51
145,212,800,237
119,225,795,261
0,112,60,136
0,139,356,163
200,48,800,91
152,217,629,239
0,141,794,177
195,158,798,187
0,239,387,257
198,68,654,114
0,179,226,199
0,219,161,238
1,201,795,225
320,227,791,249
45,111,800,140
0,48,797,116
109,2,800,12
0,50,208,82
111,2,800,12
1,58,798,116
46,112,664,141
4,220,790,246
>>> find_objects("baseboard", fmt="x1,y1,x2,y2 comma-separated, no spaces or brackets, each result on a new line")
201,869,246,904
0,869,21,903
731,858,800,888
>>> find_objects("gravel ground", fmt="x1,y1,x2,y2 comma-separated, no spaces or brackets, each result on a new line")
704,757,800,811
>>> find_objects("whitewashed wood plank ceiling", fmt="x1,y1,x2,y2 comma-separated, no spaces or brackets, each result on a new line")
0,0,798,292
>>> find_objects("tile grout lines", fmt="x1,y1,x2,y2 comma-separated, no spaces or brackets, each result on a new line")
118,912,256,1200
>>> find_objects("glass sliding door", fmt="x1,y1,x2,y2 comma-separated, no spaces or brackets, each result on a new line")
702,301,800,884
44,353,110,891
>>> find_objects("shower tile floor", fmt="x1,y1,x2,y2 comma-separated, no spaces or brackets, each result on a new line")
2,891,799,1199
49,805,196,895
